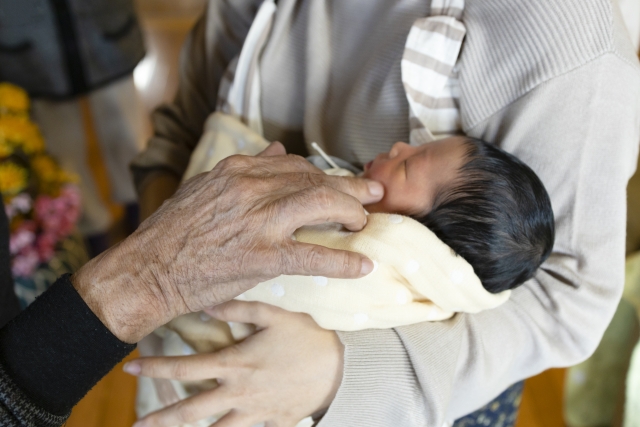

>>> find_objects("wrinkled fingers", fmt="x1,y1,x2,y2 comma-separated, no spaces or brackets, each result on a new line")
281,241,373,278
211,153,321,178
277,183,368,232
316,174,384,205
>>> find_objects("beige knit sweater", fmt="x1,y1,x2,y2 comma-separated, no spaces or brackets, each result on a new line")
132,0,640,425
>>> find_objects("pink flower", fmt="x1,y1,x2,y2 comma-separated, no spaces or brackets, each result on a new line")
9,221,36,255
36,231,57,262
33,185,81,239
11,247,40,278
61,185,81,206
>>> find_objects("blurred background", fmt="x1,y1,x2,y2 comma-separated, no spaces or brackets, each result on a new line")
1,0,639,426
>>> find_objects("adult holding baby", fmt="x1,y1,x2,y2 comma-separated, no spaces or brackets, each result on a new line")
0,147,384,426
127,0,640,426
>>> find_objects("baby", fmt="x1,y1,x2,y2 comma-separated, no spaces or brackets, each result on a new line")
360,136,554,294
137,116,555,425
169,116,556,334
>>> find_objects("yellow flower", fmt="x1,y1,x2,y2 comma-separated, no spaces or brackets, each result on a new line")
0,83,29,114
0,162,28,196
0,139,13,158
32,155,58,182
59,169,79,184
0,115,45,154
31,154,77,196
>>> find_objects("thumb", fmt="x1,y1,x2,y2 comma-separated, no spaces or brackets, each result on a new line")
284,241,374,279
258,141,286,157
205,300,280,327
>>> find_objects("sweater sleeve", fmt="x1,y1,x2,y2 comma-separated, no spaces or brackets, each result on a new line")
130,0,261,191
319,53,640,427
0,275,136,423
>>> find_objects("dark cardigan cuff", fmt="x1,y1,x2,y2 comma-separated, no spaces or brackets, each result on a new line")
0,364,68,427
0,274,136,416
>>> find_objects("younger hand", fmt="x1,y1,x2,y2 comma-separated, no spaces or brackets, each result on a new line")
126,301,344,427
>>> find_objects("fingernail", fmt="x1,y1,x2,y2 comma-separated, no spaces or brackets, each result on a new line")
360,258,374,276
123,362,141,376
366,181,384,198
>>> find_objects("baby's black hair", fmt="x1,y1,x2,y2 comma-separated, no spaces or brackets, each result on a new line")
416,137,555,293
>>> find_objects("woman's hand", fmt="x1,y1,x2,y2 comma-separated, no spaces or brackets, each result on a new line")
72,144,384,343
125,301,344,427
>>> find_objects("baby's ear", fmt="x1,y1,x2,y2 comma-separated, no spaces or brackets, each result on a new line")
258,141,287,157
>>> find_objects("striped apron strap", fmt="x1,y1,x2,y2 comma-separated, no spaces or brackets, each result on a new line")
402,0,466,145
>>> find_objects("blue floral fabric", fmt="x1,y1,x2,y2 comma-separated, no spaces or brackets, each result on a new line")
453,382,524,427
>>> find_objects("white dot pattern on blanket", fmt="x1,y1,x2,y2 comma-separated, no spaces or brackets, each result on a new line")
396,290,411,305
450,269,464,284
354,313,369,324
199,312,211,322
237,139,246,150
207,147,215,157
313,276,328,286
405,259,420,274
270,283,285,298
388,214,403,224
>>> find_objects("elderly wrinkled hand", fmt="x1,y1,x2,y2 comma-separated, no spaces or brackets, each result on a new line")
125,301,343,427
72,144,383,343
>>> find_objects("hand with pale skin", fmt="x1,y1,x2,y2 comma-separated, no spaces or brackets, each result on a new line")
126,301,342,427
72,142,383,344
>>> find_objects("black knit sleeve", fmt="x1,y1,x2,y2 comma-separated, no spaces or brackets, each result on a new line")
0,363,68,427
0,274,136,419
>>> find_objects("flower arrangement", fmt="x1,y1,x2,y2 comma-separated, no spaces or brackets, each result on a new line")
0,83,81,278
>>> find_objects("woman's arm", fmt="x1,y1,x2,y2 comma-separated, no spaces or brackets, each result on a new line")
132,0,261,208
320,53,640,426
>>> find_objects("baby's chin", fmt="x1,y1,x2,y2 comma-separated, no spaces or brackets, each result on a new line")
362,201,387,213
364,197,428,217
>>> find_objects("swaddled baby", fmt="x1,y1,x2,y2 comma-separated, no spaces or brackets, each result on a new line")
138,115,555,424
161,111,554,344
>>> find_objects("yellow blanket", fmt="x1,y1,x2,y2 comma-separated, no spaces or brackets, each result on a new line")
180,113,509,332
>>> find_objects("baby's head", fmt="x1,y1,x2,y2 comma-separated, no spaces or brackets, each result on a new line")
362,137,555,293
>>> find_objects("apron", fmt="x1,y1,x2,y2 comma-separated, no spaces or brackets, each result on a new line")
218,0,467,145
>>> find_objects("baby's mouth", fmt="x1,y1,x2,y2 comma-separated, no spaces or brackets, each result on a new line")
364,160,373,171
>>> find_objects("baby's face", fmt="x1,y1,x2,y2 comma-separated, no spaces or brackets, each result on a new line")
362,136,468,216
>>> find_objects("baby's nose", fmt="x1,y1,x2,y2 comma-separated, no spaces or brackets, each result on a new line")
389,141,410,158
